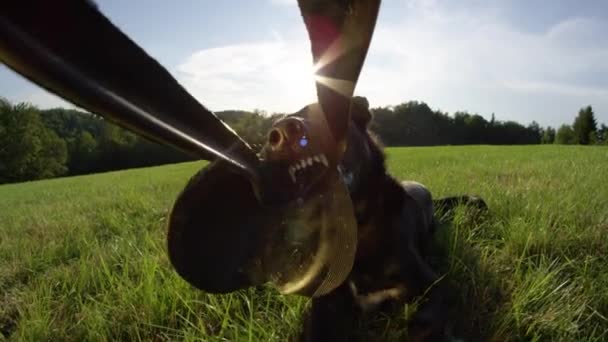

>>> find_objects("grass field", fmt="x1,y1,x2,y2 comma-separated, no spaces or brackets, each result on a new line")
1,145,607,341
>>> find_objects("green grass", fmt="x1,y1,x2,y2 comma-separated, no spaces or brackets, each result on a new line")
1,145,607,341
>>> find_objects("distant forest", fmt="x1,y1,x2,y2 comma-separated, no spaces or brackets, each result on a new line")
0,97,606,184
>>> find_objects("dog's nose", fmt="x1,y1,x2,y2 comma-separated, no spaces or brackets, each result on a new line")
267,117,307,150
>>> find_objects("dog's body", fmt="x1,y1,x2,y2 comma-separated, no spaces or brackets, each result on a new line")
300,173,459,342
262,97,486,342
300,133,450,341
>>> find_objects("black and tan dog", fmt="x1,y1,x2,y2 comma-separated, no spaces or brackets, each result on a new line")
261,97,486,342
0,1,486,340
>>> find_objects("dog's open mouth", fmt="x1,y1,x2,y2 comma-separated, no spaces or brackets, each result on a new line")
286,153,331,198
287,153,329,183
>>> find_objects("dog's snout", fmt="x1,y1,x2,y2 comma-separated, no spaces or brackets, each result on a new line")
267,117,306,150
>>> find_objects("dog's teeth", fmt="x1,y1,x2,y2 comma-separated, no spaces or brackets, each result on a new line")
307,157,313,166
320,154,329,167
300,160,307,168
294,163,300,170
289,167,296,183
313,155,321,162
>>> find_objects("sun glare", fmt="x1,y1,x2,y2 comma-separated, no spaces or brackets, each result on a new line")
272,59,317,106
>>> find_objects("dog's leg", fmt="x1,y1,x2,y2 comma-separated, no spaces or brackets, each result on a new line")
395,199,449,342
402,242,449,342
298,282,358,342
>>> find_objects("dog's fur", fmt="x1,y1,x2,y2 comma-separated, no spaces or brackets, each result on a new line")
265,97,486,341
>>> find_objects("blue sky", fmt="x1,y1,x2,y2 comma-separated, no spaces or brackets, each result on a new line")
1,0,607,127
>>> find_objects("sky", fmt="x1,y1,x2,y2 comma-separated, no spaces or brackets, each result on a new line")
1,0,607,128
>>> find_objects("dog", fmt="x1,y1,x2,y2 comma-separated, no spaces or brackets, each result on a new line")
260,96,486,341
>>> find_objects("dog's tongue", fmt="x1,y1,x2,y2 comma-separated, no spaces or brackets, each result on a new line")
261,169,358,296
168,161,357,297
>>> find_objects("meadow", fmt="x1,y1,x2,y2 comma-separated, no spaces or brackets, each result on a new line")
1,145,607,341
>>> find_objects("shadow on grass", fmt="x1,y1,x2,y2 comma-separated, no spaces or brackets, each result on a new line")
341,207,508,342
435,209,508,341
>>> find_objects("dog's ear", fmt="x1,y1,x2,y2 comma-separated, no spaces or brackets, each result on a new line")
351,96,372,129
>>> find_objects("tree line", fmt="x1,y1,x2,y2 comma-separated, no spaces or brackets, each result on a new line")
552,106,607,145
0,98,194,184
371,101,607,146
0,97,605,184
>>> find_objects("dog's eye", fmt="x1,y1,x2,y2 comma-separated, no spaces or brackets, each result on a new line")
299,136,309,147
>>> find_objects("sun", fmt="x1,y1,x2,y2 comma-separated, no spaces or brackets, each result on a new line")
272,57,318,108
